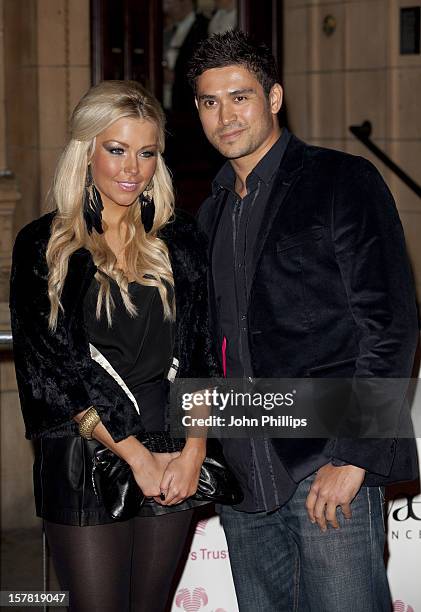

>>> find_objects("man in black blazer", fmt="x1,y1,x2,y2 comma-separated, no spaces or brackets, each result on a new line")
163,0,209,112
188,31,419,611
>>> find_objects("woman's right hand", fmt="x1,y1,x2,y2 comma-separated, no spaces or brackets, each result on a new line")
130,450,180,497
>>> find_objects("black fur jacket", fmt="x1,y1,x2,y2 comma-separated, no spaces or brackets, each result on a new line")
10,210,220,441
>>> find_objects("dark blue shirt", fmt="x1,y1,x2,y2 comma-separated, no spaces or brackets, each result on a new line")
212,128,298,512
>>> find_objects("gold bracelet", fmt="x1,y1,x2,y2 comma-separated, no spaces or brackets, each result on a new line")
79,406,101,440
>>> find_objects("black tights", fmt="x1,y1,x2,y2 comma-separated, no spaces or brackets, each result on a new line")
44,510,194,612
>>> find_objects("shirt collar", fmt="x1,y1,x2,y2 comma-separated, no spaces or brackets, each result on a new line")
212,127,291,196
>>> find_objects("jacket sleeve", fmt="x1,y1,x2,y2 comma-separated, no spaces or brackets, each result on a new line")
10,224,144,441
187,225,221,379
173,211,221,380
328,156,419,475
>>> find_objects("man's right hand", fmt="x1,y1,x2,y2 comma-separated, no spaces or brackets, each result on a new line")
305,463,366,531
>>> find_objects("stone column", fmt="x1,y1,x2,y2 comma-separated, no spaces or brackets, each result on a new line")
0,0,20,300
0,0,91,531
0,0,32,531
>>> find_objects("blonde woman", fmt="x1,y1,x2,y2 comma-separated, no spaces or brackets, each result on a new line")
10,81,219,611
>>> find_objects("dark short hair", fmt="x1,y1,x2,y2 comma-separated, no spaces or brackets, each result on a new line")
187,30,279,97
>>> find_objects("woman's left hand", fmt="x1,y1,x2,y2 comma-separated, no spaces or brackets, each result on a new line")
154,442,206,505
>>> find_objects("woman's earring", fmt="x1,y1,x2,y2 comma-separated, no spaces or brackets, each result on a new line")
83,165,104,235
139,180,155,233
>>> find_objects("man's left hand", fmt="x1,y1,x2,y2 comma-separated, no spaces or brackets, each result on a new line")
305,463,366,531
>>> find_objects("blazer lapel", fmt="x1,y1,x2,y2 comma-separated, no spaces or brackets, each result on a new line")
248,136,306,291
208,189,229,259
206,190,229,357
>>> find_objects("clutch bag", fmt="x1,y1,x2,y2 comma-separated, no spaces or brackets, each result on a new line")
92,432,244,521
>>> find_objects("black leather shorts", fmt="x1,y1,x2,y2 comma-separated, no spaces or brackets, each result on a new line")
34,436,115,526
33,436,208,526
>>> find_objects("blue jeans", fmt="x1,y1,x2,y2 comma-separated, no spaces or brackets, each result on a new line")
219,474,391,612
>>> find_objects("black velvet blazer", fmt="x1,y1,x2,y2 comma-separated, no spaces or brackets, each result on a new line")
10,210,220,442
198,134,420,486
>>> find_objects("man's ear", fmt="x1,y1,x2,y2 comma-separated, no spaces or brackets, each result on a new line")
194,97,199,110
269,83,283,115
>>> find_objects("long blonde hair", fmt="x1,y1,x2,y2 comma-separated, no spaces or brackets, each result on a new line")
46,80,175,330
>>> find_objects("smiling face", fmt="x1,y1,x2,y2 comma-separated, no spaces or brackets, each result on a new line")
195,65,282,162
89,116,159,212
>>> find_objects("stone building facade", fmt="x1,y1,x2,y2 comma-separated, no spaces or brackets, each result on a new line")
1,0,420,530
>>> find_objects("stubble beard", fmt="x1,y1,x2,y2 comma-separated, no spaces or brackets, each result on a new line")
219,138,257,160
211,114,273,161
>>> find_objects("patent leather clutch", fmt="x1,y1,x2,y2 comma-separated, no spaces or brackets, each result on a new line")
92,432,244,521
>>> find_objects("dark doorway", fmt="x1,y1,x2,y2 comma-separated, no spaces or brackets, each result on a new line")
90,0,283,214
